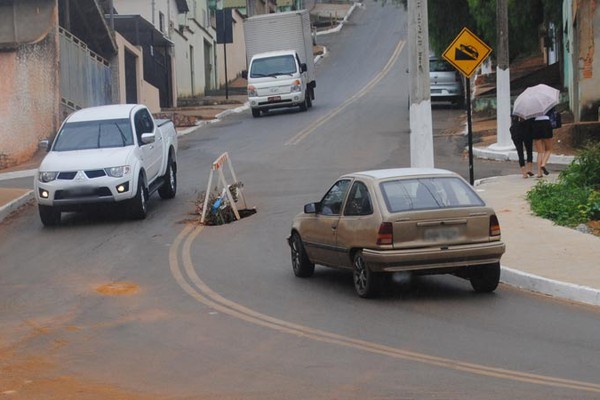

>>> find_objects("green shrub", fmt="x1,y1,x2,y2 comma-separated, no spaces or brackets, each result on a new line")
527,142,600,227
527,181,592,226
559,142,600,189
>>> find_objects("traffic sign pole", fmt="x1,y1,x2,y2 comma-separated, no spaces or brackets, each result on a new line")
466,78,474,185
442,27,492,185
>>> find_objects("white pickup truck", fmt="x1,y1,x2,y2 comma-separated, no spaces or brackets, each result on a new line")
35,104,178,226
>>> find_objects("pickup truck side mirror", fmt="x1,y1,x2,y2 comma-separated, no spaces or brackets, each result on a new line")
241,70,248,79
300,63,307,73
141,132,156,145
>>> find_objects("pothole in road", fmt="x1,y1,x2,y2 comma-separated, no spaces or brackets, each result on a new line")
95,282,139,296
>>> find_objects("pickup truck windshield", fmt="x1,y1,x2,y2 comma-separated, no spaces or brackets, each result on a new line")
53,119,134,151
250,55,297,78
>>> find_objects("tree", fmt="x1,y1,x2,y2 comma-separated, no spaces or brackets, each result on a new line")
428,0,556,61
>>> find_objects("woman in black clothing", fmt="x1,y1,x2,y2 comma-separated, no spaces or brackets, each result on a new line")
509,116,534,178
531,113,554,178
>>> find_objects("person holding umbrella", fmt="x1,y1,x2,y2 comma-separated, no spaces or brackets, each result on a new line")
531,114,553,178
509,115,534,178
512,84,560,178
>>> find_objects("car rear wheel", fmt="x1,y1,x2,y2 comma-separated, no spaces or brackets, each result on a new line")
353,251,379,298
469,262,501,293
290,233,314,277
39,205,61,226
129,177,148,220
158,157,177,199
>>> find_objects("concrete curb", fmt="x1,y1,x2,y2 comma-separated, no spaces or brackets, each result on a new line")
501,266,600,307
316,1,361,36
473,146,575,165
0,169,37,181
0,190,33,224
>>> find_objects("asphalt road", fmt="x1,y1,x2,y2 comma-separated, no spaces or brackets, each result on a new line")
1,1,599,399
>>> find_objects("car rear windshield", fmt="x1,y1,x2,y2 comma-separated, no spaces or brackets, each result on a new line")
380,177,484,213
429,58,454,72
250,55,297,78
53,119,134,151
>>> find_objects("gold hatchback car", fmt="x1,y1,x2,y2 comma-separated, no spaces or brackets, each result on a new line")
288,168,506,298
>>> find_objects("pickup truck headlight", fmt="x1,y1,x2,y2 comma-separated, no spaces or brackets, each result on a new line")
38,171,58,183
247,85,257,97
105,165,131,178
291,80,302,93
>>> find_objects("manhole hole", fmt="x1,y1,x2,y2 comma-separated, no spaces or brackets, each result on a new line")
95,282,139,296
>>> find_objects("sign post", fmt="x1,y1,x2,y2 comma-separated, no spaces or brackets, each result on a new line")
442,27,492,185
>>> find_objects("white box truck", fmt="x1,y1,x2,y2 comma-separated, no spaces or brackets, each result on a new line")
242,10,316,117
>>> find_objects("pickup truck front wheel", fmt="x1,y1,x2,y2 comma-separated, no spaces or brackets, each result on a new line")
251,108,260,118
39,205,61,226
158,158,177,199
129,178,148,220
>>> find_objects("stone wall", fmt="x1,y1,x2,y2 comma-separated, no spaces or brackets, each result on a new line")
0,30,59,169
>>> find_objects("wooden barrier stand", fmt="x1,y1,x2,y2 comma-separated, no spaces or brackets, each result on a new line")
200,152,248,224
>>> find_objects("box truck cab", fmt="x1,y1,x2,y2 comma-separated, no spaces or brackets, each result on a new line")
243,10,316,118
245,50,310,117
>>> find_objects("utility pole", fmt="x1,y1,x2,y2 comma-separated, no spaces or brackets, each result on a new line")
247,0,256,17
408,0,434,168
490,0,513,151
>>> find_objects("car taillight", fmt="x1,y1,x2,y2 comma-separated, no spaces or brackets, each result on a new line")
377,222,393,245
489,215,501,237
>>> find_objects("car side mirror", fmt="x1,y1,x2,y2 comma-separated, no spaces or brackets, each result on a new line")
141,132,155,144
39,139,50,152
304,202,317,214
242,70,248,79
300,63,307,73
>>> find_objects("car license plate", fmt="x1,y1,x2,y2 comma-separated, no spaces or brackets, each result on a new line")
66,187,95,197
268,96,281,102
424,226,459,242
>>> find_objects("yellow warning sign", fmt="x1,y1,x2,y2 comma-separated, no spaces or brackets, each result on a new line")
442,27,492,78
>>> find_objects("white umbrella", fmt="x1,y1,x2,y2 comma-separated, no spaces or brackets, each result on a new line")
512,84,560,119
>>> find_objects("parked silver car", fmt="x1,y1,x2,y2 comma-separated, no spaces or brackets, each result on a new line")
429,57,464,106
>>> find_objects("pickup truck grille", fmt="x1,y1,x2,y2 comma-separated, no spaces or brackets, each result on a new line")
57,170,106,180
58,172,77,180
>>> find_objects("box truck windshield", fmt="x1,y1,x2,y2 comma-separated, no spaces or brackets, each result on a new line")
250,55,297,78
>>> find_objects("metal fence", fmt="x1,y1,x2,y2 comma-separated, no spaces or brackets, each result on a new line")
59,27,112,111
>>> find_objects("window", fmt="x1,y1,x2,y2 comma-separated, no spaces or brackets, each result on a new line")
320,180,351,216
344,182,373,216
249,55,297,78
380,177,484,213
134,109,155,144
52,119,134,151
159,12,165,33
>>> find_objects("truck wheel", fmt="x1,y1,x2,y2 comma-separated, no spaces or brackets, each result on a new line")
39,205,61,226
251,108,260,118
299,97,308,112
158,157,177,199
129,177,148,220
469,262,501,293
